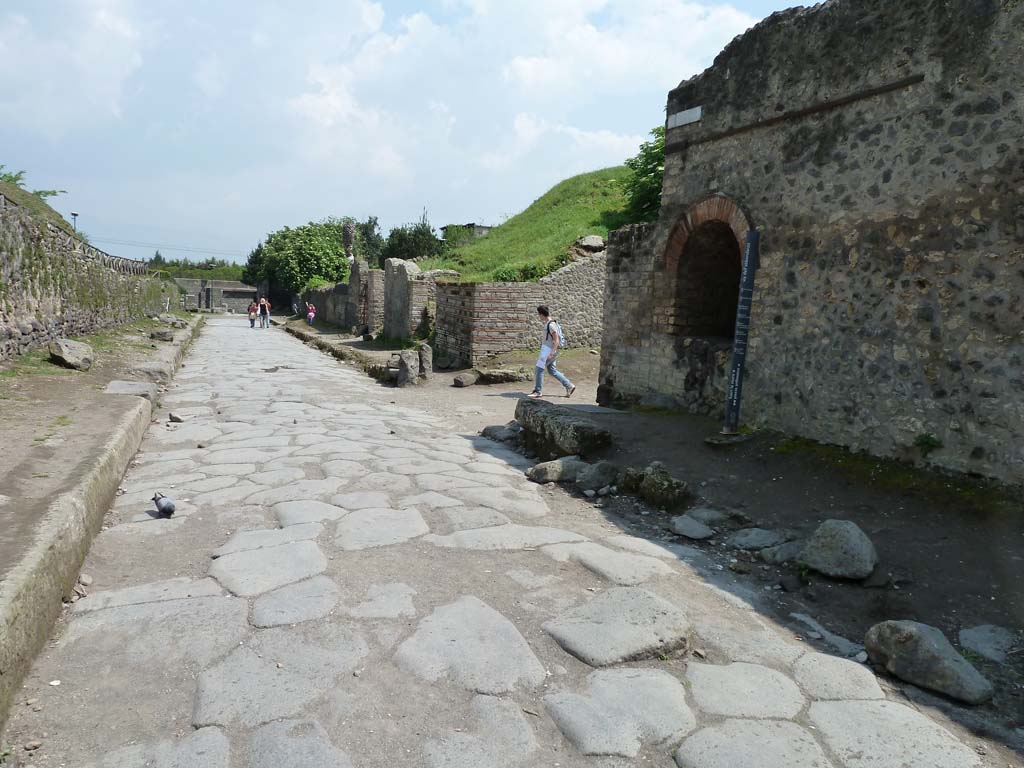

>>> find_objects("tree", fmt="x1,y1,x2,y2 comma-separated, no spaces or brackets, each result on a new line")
381,211,444,264
622,126,665,223
356,216,385,267
243,218,350,294
0,164,65,199
150,250,166,266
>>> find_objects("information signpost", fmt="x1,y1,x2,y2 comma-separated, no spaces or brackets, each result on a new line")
721,230,760,436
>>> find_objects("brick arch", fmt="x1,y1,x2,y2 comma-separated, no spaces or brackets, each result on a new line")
663,193,753,273
655,193,754,338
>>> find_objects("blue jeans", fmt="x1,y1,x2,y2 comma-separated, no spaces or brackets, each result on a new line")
535,353,572,392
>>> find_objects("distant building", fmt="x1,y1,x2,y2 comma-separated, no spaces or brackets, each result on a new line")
441,223,492,241
173,278,256,313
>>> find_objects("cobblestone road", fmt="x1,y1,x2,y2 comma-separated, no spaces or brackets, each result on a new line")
6,319,989,767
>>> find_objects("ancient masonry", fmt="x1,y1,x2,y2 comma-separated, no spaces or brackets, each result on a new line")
173,278,257,313
0,193,170,360
599,0,1024,483
434,246,607,366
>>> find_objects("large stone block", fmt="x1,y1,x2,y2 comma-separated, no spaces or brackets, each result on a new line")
514,399,612,459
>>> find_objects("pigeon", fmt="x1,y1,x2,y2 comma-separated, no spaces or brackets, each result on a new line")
152,492,176,517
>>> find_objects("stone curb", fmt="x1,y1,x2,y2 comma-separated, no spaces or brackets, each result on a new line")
0,316,203,732
283,323,377,375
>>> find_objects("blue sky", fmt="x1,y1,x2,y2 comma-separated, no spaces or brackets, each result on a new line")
0,0,792,263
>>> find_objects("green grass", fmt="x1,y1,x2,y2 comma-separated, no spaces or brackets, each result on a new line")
0,179,76,236
772,436,1018,516
418,166,631,282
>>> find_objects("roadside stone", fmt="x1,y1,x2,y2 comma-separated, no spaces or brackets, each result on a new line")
514,399,612,459
800,519,878,579
526,456,587,483
425,695,537,768
575,460,619,491
274,500,347,527
671,515,714,540
335,507,428,549
481,424,519,443
211,523,323,558
543,542,672,585
247,720,353,768
809,700,981,768
959,624,1018,663
686,507,728,526
209,540,327,597
396,349,420,386
251,576,341,627
477,367,533,384
727,528,787,550
104,380,160,401
542,587,690,666
675,720,832,768
545,668,695,757
760,539,804,565
48,339,94,370
394,596,545,694
454,371,480,387
686,662,804,718
793,652,884,700
82,727,229,768
864,620,993,704
425,524,586,550
639,462,690,509
150,328,174,342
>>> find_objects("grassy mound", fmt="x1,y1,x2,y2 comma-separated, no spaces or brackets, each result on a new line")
420,166,630,282
0,179,75,236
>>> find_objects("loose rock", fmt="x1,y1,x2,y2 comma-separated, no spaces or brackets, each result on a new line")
671,515,714,540
454,371,480,387
48,339,94,370
638,462,691,509
526,456,588,483
800,519,878,579
959,624,1018,664
727,528,787,551
865,620,993,704
575,460,619,492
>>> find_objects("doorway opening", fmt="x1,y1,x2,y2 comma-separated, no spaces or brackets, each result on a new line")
675,220,742,339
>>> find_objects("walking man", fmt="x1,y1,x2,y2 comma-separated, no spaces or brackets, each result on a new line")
258,297,271,329
529,305,575,399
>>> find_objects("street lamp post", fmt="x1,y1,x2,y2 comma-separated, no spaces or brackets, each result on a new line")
70,212,79,231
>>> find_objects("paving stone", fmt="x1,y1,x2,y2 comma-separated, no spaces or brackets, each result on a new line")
191,481,268,507
793,652,884,700
386,460,463,475
395,596,545,694
670,515,715,539
685,662,805,718
441,506,511,531
203,463,258,476
248,467,307,485
542,587,690,666
425,695,537,768
72,577,223,613
809,700,981,768
506,569,560,589
959,623,1018,663
104,516,188,537
603,535,702,561
209,540,327,597
252,576,341,627
212,523,323,558
154,423,223,445
351,471,414,494
63,596,247,667
245,478,349,506
275,500,348,526
330,490,392,509
322,459,364,478
348,582,417,618
104,380,159,401
130,459,200,479
83,726,230,768
425,524,586,550
335,508,429,549
204,448,287,465
675,720,833,768
194,623,367,727
399,491,465,509
542,542,672,585
416,473,491,492
448,486,548,518
691,612,805,667
545,669,695,757
177,475,240,493
247,720,353,768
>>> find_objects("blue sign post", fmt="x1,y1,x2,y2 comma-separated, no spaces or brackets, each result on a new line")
721,230,760,436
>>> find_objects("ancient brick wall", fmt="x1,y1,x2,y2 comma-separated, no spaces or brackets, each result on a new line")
304,282,350,326
600,0,1024,482
366,269,385,334
0,196,170,360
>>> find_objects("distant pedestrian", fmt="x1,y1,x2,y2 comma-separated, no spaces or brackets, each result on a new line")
247,300,258,329
529,305,575,399
258,297,271,329
306,302,316,325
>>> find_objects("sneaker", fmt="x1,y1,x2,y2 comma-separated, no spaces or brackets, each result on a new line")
528,391,543,399
566,385,576,398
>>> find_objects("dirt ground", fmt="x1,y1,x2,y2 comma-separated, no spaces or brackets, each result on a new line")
285,318,1024,754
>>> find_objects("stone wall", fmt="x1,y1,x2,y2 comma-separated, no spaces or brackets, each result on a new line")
383,258,460,341
174,278,256,313
0,195,170,360
539,251,606,349
304,282,350,327
599,0,1024,482
366,268,385,335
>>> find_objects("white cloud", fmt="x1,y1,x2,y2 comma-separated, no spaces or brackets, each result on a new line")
194,55,227,99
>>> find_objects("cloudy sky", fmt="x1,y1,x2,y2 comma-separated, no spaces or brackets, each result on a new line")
0,0,788,263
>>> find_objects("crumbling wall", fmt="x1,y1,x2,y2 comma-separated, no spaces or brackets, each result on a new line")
0,197,170,360
304,282,350,326
600,0,1024,482
539,250,606,349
